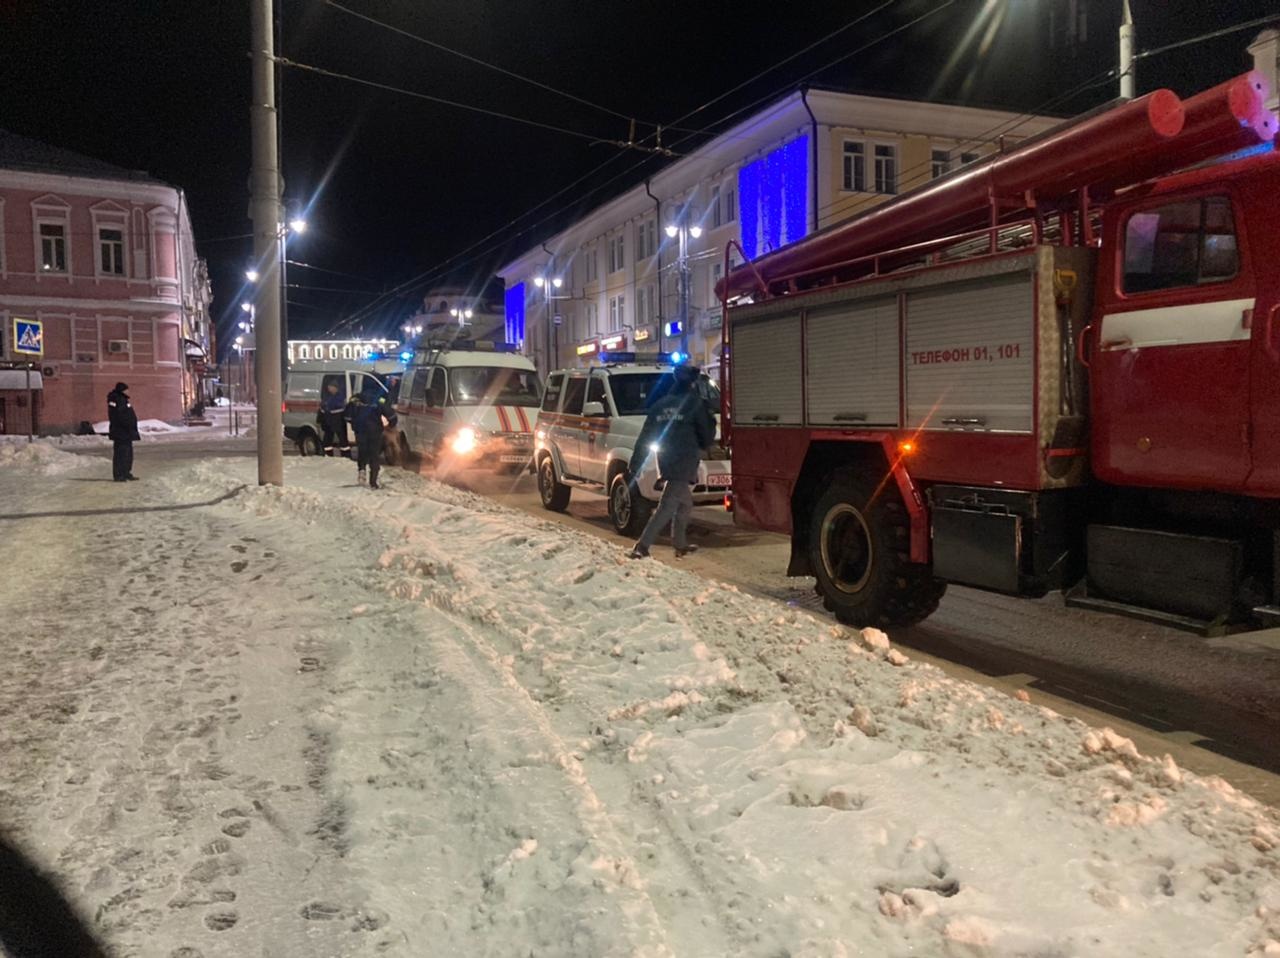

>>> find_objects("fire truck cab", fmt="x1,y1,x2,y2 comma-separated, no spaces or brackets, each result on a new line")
395,340,541,473
721,73,1280,634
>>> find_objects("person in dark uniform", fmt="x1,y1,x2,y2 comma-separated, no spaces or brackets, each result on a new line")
317,380,348,453
106,382,140,482
628,364,715,559
345,384,397,489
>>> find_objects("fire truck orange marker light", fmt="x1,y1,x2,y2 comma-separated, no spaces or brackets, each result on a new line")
898,440,916,455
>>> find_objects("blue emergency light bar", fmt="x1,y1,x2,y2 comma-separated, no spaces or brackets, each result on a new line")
598,351,685,366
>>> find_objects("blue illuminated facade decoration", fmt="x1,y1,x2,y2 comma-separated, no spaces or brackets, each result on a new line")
737,134,809,260
504,282,526,345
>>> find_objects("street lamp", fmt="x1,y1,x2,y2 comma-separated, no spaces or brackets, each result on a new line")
289,217,307,235
245,268,260,283
450,307,474,324
666,217,703,356
534,271,565,371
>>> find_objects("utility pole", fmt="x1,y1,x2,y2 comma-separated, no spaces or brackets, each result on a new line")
250,0,284,485
1119,0,1135,100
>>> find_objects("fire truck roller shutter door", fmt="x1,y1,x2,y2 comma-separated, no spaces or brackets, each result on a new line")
807,297,900,428
732,312,803,426
906,273,1035,434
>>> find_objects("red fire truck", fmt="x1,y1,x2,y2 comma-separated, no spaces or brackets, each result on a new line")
718,72,1279,634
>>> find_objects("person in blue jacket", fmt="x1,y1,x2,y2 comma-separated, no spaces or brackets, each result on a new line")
628,364,714,559
317,380,348,453
345,384,397,489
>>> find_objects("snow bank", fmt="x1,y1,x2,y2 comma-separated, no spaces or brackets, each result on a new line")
164,457,1280,957
90,417,206,435
0,440,95,474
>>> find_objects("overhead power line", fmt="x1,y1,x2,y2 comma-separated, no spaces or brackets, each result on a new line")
325,0,641,125
275,57,615,144
325,0,932,334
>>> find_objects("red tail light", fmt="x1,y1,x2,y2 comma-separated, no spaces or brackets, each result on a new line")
281,401,287,413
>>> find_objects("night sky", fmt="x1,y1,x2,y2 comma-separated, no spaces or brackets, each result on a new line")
0,0,1271,355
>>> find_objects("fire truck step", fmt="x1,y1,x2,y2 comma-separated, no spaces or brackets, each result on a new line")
1064,583,1229,637
1081,524,1242,629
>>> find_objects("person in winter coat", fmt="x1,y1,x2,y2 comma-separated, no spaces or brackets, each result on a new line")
345,384,397,489
106,382,141,482
316,381,347,452
628,364,715,559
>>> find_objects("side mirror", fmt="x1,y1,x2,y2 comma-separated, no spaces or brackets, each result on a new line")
583,401,607,418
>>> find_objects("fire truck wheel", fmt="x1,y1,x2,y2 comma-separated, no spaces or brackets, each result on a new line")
808,474,946,628
298,431,323,457
537,454,571,512
608,472,653,538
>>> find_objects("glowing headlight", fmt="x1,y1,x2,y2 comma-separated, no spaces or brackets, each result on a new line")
650,443,661,454
450,426,478,455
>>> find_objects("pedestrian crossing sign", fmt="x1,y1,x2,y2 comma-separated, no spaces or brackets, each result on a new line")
13,318,43,357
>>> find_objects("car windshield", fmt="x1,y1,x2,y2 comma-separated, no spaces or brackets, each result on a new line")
609,372,722,416
449,365,543,407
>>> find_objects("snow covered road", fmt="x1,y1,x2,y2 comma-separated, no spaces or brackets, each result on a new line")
2,447,1280,957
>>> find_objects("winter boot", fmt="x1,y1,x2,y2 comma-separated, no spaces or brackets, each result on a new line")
357,469,367,486
627,545,650,560
675,544,699,558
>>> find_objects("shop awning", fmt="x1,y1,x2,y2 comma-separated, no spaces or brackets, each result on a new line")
184,338,208,359
0,370,43,390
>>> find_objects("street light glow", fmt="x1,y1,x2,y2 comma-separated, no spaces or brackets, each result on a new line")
534,276,545,288
289,218,308,234
245,269,259,282
665,224,679,238
552,277,563,289
689,225,703,239
241,302,253,313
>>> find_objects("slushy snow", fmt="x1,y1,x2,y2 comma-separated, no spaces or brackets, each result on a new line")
1,447,1278,957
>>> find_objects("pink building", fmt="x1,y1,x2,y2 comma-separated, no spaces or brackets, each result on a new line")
0,129,212,434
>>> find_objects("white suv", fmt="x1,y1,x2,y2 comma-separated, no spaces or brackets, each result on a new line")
534,358,731,537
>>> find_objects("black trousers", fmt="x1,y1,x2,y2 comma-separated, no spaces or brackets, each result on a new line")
320,412,346,449
112,440,134,480
356,434,381,486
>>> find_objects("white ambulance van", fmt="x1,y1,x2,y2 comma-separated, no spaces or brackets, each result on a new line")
283,358,404,457
394,340,541,472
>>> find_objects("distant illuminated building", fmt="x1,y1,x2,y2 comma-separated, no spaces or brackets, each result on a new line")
287,338,399,365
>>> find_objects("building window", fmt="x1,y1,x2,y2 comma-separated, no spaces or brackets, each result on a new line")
636,283,658,324
99,228,125,275
39,223,67,272
329,345,338,359
585,302,600,336
724,185,736,223
584,245,598,283
710,185,722,229
636,219,657,261
959,152,981,168
299,345,311,359
608,294,625,330
711,263,723,305
874,144,897,195
608,234,626,273
842,141,865,192
931,149,951,179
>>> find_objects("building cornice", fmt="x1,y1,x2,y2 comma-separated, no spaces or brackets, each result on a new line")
0,294,182,314
0,168,180,208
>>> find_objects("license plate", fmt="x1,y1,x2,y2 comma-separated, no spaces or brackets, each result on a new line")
500,455,529,464
705,474,732,487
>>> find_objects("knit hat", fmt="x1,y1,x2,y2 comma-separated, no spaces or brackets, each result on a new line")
114,382,129,393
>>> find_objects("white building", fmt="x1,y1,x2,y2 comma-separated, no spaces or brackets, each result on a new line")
498,88,1059,376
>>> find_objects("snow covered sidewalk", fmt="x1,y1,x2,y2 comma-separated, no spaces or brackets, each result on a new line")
1,451,1279,957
